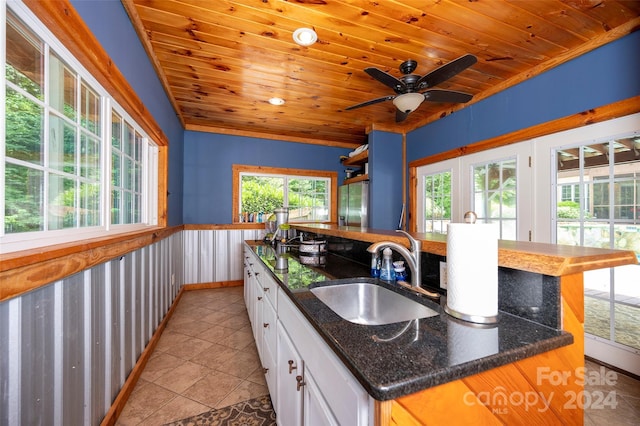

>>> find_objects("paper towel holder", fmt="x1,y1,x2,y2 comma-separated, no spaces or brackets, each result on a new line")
463,211,477,224
444,212,499,324
443,303,499,324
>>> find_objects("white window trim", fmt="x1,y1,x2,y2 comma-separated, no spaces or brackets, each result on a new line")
1,1,158,254
416,143,532,241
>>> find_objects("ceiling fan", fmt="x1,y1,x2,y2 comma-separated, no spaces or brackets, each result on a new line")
345,54,477,123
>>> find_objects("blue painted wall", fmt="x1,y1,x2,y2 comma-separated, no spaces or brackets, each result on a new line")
72,2,639,227
368,131,403,230
71,0,185,226
407,31,640,161
183,132,350,224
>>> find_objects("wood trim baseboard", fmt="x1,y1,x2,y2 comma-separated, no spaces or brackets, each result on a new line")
183,280,243,290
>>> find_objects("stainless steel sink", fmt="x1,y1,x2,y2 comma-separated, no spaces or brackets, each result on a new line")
310,278,438,325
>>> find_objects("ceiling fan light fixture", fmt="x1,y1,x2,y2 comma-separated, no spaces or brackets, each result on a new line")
393,92,424,113
293,28,317,46
269,97,285,105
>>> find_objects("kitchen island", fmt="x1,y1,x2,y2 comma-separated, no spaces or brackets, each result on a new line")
245,225,637,425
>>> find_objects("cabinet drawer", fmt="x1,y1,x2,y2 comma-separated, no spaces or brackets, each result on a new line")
259,273,278,309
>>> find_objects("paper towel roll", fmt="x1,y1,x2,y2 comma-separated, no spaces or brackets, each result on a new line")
445,223,499,323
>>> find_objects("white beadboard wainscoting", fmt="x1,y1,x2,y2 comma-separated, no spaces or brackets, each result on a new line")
0,228,263,425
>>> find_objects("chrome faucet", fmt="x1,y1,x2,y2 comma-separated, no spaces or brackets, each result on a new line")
367,230,422,289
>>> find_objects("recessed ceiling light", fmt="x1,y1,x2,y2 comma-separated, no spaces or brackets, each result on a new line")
269,97,285,105
293,28,317,46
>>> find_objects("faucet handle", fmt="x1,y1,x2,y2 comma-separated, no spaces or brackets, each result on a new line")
395,229,421,251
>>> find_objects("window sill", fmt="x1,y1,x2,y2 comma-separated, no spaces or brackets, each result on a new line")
0,226,179,302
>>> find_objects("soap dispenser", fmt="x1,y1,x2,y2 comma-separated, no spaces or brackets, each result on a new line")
380,248,396,282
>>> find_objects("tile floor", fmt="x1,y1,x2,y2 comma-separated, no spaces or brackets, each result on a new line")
115,287,640,425
116,286,269,425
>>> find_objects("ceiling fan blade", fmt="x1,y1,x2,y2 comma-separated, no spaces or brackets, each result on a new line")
417,54,477,89
364,67,407,92
395,109,410,123
345,95,395,110
423,89,473,103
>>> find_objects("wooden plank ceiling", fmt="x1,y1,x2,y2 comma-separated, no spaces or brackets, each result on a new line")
122,0,640,148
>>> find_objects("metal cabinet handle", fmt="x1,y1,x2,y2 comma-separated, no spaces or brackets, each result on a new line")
288,360,297,374
247,271,252,277
257,296,262,301
255,272,260,276
263,323,269,328
296,375,305,391
264,287,269,292
263,368,269,374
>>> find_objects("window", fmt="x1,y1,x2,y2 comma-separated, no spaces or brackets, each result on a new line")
232,165,337,223
1,5,158,253
471,158,517,240
415,143,529,241
422,171,451,233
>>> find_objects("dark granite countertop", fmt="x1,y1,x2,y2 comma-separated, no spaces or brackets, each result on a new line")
246,241,573,401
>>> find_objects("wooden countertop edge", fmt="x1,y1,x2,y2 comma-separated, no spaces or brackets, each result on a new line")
293,224,638,276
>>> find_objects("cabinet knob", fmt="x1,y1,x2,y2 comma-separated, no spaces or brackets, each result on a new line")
263,368,269,374
288,360,297,374
257,296,262,301
247,271,252,277
264,287,269,292
296,375,306,391
255,272,260,276
263,323,269,328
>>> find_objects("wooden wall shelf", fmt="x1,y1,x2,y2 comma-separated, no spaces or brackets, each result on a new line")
341,150,368,167
343,174,369,184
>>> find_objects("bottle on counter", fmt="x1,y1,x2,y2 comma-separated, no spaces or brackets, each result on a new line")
370,253,380,278
380,248,396,282
393,261,407,282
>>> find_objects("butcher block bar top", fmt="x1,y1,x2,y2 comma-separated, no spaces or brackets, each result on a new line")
292,224,638,276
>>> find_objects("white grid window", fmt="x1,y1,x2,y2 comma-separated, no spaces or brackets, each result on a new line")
1,4,158,253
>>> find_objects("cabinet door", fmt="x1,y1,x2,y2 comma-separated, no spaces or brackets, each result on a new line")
303,367,339,426
276,325,303,426
253,274,264,358
262,300,277,398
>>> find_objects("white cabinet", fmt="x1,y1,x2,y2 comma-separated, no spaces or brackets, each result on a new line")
303,367,339,426
244,245,372,426
244,249,277,400
276,326,303,426
277,286,371,426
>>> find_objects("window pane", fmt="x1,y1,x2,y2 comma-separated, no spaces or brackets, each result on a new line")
48,174,76,230
124,191,133,224
112,112,122,149
81,82,100,135
4,163,44,233
112,152,121,187
423,171,451,234
124,123,134,157
80,182,100,227
49,114,76,174
81,134,100,180
49,52,76,120
111,189,121,225
6,12,44,99
5,87,44,164
240,175,284,215
473,158,517,239
288,178,329,221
